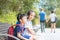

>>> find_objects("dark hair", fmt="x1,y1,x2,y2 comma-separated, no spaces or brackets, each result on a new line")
27,10,34,16
51,11,54,13
17,13,26,22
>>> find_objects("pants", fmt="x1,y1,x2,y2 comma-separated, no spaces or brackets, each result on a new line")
40,22,45,32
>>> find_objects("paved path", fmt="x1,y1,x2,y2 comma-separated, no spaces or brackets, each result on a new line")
0,23,60,40
36,28,60,40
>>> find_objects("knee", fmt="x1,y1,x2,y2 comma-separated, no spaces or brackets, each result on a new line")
32,35,36,40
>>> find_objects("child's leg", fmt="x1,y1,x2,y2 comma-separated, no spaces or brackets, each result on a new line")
41,23,43,32
51,23,53,32
43,23,45,32
42,22,44,32
29,35,36,40
28,33,36,40
23,34,36,40
31,35,36,40
29,36,33,40
53,23,56,33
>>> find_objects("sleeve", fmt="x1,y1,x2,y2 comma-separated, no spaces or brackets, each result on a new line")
25,22,33,29
16,26,22,33
25,22,29,28
44,12,46,15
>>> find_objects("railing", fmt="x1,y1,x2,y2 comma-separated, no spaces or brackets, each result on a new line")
0,34,20,40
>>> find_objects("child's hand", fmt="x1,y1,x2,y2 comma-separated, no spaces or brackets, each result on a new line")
46,20,48,23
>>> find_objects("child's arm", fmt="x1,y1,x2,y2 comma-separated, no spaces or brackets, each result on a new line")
47,16,50,22
27,27,35,35
45,15,48,22
17,32,28,40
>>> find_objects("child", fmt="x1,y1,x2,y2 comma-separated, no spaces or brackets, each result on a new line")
48,11,57,33
39,8,46,33
25,10,35,35
25,10,36,40
14,14,34,40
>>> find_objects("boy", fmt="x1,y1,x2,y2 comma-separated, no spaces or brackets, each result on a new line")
39,8,46,33
14,14,33,40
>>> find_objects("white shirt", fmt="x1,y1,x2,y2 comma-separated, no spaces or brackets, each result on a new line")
49,13,57,22
25,20,33,29
23,20,33,35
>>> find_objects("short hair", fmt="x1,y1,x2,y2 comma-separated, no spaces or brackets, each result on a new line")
40,8,44,11
17,13,26,22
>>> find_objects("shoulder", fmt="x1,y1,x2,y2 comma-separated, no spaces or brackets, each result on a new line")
54,13,56,16
43,12,46,14
16,21,20,24
15,25,21,29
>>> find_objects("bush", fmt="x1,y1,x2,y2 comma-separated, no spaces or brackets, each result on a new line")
0,11,17,24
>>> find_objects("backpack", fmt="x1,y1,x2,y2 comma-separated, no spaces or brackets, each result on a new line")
8,24,20,40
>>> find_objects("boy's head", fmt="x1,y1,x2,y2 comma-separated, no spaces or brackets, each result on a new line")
17,13,27,24
27,10,35,21
40,8,44,11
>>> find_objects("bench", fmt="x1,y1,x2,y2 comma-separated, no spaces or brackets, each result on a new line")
0,22,20,40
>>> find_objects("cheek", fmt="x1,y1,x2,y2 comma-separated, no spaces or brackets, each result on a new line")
32,17,34,20
24,19,27,23
29,16,32,19
30,16,34,20
25,19,27,22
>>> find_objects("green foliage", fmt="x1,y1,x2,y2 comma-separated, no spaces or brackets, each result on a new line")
56,20,60,28
0,0,39,24
0,11,17,24
0,0,60,27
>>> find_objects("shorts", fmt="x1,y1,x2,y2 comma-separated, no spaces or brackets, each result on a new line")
51,22,56,23
40,20,45,23
50,18,57,23
51,20,56,23
21,34,31,39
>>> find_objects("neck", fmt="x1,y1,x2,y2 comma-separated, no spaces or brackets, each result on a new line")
28,19,31,21
20,23,24,26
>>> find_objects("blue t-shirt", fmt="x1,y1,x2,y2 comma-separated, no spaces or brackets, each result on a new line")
16,21,20,24
14,25,25,37
39,11,46,21
15,22,31,39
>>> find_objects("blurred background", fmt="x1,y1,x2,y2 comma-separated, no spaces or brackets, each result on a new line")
0,0,60,28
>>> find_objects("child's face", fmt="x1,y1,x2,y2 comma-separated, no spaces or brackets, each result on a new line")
28,12,35,21
20,16,27,24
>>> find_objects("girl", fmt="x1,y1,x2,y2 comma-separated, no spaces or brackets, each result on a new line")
25,10,36,40
48,11,57,33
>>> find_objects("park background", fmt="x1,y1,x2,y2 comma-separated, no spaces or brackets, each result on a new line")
0,0,60,28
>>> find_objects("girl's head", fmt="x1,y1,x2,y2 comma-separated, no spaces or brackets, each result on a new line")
17,13,27,24
51,11,54,13
27,10,35,21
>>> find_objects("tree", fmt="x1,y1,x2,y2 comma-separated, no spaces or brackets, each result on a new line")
0,0,39,24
